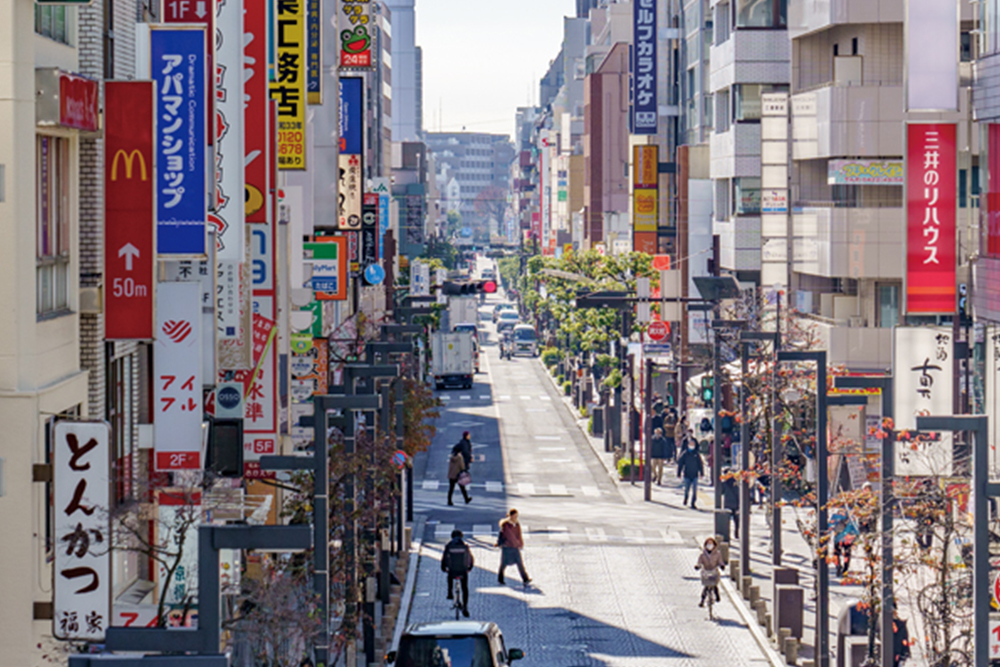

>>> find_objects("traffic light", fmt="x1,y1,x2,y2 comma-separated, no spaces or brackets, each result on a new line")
440,280,497,295
701,375,714,404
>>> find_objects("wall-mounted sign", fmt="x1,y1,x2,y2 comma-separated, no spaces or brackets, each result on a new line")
633,145,657,189
150,27,207,255
270,0,307,169
828,159,903,185
307,0,322,103
244,0,269,221
36,69,100,131
361,192,378,277
632,0,657,135
338,154,362,229
339,0,373,69
305,237,348,300
53,421,111,641
104,81,155,340
155,282,203,470
893,326,954,476
370,177,390,259
634,189,657,232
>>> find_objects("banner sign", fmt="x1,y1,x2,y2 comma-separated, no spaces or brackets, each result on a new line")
307,0,321,103
634,145,657,188
161,0,214,144
361,193,378,274
105,81,155,340
53,421,111,641
370,177,390,259
58,72,100,131
270,0,307,169
632,0,657,135
905,123,956,314
828,159,903,185
211,0,245,260
339,0,373,69
305,237,348,300
893,326,954,476
155,282,203,470
634,189,657,232
244,0,269,222
150,27,208,255
290,335,328,402
338,154,362,229
338,77,362,154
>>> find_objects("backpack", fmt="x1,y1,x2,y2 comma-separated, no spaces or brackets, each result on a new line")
445,543,470,575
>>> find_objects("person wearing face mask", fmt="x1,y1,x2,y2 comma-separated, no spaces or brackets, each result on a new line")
695,536,725,607
676,429,705,509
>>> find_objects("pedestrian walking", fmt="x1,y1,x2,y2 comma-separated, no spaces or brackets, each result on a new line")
721,468,740,538
650,427,668,484
695,537,725,607
447,448,471,505
677,431,704,509
663,408,678,463
441,529,474,617
831,509,858,577
496,509,531,585
454,430,473,471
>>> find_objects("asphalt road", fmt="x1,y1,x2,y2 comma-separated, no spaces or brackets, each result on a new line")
405,287,773,667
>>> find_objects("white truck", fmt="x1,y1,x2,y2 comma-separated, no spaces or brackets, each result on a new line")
431,331,475,390
448,296,480,330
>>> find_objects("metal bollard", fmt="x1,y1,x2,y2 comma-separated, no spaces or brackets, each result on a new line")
730,559,741,582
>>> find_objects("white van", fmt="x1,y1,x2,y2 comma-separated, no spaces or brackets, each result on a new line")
511,324,538,357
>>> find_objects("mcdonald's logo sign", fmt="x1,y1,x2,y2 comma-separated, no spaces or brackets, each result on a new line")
111,149,148,181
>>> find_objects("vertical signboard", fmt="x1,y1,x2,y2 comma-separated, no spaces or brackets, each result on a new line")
162,0,214,144
53,421,111,641
370,177,390,259
211,0,245,260
270,0,306,169
150,27,208,255
893,327,954,476
632,0,657,135
905,123,956,314
361,193,378,274
244,0,269,222
306,0,322,103
155,282,203,470
338,77,363,230
305,238,348,300
105,81,155,339
905,0,958,112
339,0,373,69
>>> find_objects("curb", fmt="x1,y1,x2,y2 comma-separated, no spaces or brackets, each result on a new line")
390,514,427,653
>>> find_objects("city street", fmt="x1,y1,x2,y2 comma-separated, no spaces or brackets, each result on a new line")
405,293,774,666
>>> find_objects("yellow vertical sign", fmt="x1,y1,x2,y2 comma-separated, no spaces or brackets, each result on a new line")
270,0,307,170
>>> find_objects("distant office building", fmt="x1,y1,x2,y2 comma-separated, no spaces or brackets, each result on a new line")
385,0,423,141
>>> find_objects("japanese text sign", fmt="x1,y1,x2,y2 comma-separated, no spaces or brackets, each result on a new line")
633,145,658,189
305,237,348,300
155,281,204,470
893,326,954,476
906,123,956,314
307,0,321,103
338,154,362,229
150,27,208,255
244,0,270,222
210,0,245,261
59,72,99,131
632,0,657,135
361,193,378,274
338,77,362,154
339,0,373,69
53,421,111,641
104,81,155,340
271,0,307,170
161,0,214,145
370,177,390,260
634,189,657,232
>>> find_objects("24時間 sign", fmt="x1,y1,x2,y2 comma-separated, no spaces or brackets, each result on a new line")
906,123,956,314
104,81,155,339
271,0,307,169
632,0,657,135
150,27,207,255
339,0,373,69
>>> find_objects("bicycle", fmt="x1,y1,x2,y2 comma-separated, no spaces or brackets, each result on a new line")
697,567,722,620
450,575,464,620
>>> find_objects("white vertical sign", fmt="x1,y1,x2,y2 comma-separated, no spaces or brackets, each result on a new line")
53,421,111,641
893,326,954,476
905,0,959,112
155,282,204,470
212,0,245,259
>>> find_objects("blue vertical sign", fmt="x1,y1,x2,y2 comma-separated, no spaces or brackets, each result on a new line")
633,0,657,135
338,77,363,154
151,27,207,255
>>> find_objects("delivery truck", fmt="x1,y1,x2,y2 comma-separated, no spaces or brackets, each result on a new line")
448,296,480,330
431,331,475,390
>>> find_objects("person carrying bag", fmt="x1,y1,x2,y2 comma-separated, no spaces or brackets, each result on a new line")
447,450,472,505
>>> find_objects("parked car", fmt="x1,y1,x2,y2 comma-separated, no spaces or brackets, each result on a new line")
496,310,520,332
511,324,538,357
386,621,525,667
492,302,515,323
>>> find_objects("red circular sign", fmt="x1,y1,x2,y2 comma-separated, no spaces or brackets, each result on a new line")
647,321,669,341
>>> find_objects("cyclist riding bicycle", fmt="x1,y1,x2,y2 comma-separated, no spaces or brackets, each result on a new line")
500,330,513,359
695,536,725,607
441,529,475,617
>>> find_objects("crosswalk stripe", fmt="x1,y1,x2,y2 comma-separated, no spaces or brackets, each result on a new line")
499,395,511,400
472,524,495,537
520,395,532,400
459,395,471,400
539,396,552,401
422,480,440,491
434,523,455,536
479,395,491,400
517,482,536,495
622,529,644,543
581,486,600,497
534,435,561,441
586,527,607,542
548,526,570,542
485,481,503,493
549,484,568,495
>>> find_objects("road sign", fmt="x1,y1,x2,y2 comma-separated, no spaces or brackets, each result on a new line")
648,320,669,341
364,263,385,286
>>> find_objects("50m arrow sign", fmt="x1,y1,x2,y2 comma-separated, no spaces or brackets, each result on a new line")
119,243,140,271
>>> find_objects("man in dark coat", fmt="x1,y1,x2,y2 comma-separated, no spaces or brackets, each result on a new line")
676,432,704,509
441,530,474,616
721,467,740,538
453,431,473,471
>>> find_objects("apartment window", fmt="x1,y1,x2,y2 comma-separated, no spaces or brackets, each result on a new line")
984,1,1000,55
733,177,761,215
35,5,72,44
715,3,731,45
716,90,731,133
735,0,786,28
734,84,788,121
877,284,899,328
37,136,72,316
716,178,731,220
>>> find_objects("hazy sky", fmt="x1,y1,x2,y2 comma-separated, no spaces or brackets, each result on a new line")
415,0,576,139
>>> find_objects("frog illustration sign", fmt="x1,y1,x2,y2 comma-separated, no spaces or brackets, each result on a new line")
339,0,373,69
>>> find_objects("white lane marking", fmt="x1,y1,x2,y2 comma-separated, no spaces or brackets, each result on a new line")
623,528,645,543
439,395,451,401
520,395,532,400
473,524,495,538
549,484,568,495
539,396,552,401
422,480,441,491
499,395,511,400
434,523,455,536
660,529,684,544
526,409,546,412
517,482,536,495
548,526,570,542
534,435,561,441
581,486,601,497
538,447,566,451
459,395,471,400
586,527,607,542
479,395,491,400
485,481,503,493
542,459,572,463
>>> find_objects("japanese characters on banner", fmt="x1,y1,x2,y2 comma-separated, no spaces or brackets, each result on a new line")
307,0,322,103
156,492,200,606
305,238,348,300
893,326,954,476
270,0,307,169
339,155,362,229
150,27,207,255
154,282,204,470
905,123,956,315
244,0,269,222
338,77,363,230
162,235,219,383
104,81,155,340
370,177,390,259
339,0,373,69
210,0,245,260
632,0,657,135
53,421,111,641
633,145,658,233
361,193,378,277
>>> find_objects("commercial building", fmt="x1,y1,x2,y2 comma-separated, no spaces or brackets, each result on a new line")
384,0,422,142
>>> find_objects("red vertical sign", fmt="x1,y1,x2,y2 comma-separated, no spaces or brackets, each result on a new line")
162,0,214,144
105,82,155,339
244,0,269,223
906,123,956,314
988,125,1000,257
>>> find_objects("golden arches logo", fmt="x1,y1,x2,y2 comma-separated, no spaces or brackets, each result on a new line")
111,149,147,181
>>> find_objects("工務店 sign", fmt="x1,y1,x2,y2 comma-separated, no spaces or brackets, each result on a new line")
271,0,307,169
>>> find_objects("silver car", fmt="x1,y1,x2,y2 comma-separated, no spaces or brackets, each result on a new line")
386,621,525,667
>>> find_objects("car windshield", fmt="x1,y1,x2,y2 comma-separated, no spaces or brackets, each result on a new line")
397,635,493,667
500,312,518,321
454,325,476,334
514,328,535,341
